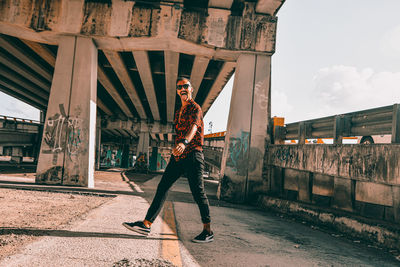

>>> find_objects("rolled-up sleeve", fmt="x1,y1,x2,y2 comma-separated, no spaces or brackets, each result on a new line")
190,105,202,128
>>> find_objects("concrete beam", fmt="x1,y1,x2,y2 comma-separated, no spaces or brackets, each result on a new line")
256,0,285,16
205,8,231,48
0,50,50,92
109,0,135,37
157,4,182,38
101,129,113,136
190,56,210,99
0,1,280,55
150,133,157,141
0,131,35,146
0,36,52,82
0,78,47,107
168,133,174,142
208,0,234,9
132,51,160,120
0,84,44,110
103,50,147,119
0,64,48,100
116,129,129,138
164,51,179,122
96,37,246,61
21,39,56,67
97,98,113,116
150,139,174,147
109,129,122,137
202,61,235,114
105,119,174,134
126,129,137,138
97,66,133,117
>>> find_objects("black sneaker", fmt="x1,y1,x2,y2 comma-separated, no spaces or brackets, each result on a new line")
122,221,151,235
192,230,214,243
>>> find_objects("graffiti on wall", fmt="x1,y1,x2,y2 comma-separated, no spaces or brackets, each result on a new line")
226,130,262,176
254,79,269,110
104,149,113,167
273,147,294,162
43,104,83,158
133,152,148,172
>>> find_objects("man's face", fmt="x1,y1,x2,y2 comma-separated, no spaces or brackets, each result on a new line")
176,79,193,102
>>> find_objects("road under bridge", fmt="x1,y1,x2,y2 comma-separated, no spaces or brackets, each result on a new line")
1,0,400,253
0,0,280,192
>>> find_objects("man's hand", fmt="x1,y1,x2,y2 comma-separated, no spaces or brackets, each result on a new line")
172,143,186,157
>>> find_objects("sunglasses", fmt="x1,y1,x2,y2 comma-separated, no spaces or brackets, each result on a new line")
176,84,190,90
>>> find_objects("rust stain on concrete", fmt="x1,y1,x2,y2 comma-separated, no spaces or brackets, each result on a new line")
81,2,112,36
178,10,206,44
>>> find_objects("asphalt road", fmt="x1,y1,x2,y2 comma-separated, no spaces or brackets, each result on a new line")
130,174,400,267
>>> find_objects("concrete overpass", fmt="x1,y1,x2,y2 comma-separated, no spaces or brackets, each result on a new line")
0,0,282,194
0,115,42,163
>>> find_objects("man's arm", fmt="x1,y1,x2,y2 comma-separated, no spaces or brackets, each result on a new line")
172,124,198,157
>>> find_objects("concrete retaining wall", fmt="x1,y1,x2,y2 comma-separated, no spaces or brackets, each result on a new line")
261,144,400,249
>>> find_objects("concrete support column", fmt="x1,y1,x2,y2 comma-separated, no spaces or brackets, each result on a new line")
121,139,130,168
95,117,101,170
149,146,159,171
220,54,271,203
136,132,150,168
36,36,97,188
40,110,46,123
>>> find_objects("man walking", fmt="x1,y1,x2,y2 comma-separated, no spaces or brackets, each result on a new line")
123,77,213,243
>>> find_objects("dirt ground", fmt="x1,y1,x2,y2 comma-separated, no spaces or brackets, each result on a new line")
0,188,111,260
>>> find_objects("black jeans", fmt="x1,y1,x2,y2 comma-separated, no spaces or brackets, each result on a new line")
145,150,211,224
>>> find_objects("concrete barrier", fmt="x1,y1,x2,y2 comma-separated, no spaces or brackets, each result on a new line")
260,144,400,249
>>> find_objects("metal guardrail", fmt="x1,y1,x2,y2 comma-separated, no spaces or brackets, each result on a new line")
203,146,223,168
275,103,400,144
0,115,41,124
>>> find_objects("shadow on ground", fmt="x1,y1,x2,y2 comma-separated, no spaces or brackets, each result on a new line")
0,228,178,241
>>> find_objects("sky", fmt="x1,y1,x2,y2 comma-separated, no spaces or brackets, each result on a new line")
204,0,400,132
1,0,400,130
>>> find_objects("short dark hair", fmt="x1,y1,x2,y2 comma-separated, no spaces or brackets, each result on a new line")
176,77,191,84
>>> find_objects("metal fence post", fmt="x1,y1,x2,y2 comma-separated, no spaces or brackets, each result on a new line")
298,122,306,144
333,115,343,144
392,104,400,143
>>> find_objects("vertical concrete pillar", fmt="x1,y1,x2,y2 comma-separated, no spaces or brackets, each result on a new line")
95,117,101,170
121,140,130,168
149,146,158,171
40,110,46,123
392,186,400,223
136,132,150,168
220,54,271,202
36,36,97,188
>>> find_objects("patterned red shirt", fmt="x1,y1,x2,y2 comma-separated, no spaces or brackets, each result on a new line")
173,99,204,160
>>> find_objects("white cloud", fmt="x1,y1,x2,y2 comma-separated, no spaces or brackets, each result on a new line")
310,65,400,117
381,25,400,59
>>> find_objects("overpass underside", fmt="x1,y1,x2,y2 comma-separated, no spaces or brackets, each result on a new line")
0,0,283,196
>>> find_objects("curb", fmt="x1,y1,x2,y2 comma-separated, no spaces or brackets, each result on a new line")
258,195,400,251
121,171,144,193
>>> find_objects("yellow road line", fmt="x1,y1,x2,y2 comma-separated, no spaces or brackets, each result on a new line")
162,201,182,267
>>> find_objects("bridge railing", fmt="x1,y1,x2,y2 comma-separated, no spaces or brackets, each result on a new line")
275,103,400,144
203,146,223,169
0,115,41,124
0,115,42,134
